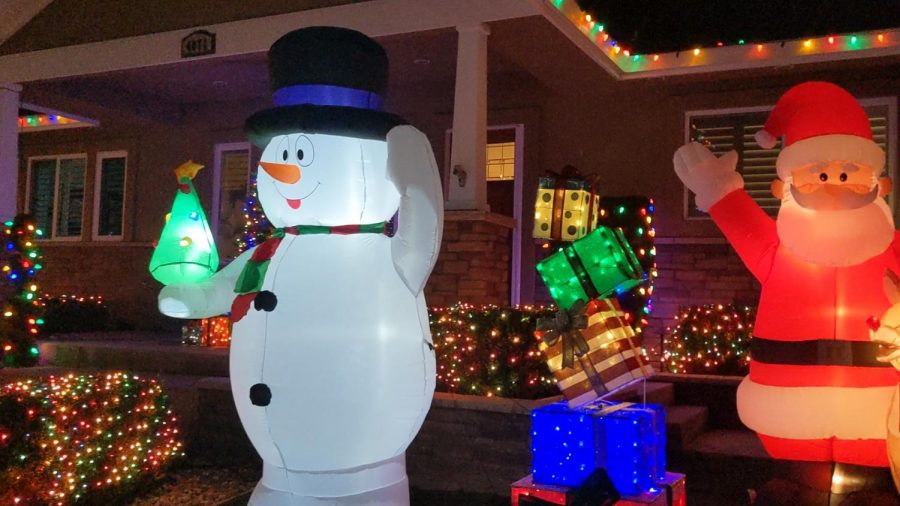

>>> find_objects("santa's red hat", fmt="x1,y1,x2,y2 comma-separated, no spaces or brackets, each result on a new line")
754,81,885,179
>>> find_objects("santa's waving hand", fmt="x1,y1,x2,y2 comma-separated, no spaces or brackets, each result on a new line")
674,81,897,468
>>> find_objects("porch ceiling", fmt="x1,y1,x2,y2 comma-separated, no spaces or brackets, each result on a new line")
20,27,534,119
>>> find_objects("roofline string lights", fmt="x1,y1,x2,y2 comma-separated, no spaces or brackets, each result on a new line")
17,114,83,131
548,0,898,74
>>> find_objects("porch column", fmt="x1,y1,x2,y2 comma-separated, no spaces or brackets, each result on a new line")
0,82,21,221
446,23,489,211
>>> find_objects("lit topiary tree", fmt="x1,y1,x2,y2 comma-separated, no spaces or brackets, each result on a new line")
0,215,44,367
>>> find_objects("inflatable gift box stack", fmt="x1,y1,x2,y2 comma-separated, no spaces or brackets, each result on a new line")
531,400,665,495
535,227,649,406
519,223,685,505
512,399,685,505
537,226,645,312
533,166,601,242
537,298,650,407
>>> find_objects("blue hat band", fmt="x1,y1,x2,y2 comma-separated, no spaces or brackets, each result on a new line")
272,84,384,111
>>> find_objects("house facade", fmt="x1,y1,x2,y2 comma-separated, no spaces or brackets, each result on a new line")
1,0,898,354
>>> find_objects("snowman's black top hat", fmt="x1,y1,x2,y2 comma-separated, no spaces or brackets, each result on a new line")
245,26,406,147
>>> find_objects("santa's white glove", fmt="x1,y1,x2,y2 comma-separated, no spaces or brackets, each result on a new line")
673,143,743,212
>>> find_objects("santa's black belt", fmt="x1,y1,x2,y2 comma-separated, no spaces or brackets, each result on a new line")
750,337,890,368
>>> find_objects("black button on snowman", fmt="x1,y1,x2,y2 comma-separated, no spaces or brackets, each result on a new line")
158,26,443,506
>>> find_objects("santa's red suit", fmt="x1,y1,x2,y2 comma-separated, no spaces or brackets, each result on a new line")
710,189,897,467
684,82,896,467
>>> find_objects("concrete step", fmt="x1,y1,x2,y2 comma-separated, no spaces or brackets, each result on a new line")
665,404,709,453
39,340,229,377
606,381,675,406
687,429,770,460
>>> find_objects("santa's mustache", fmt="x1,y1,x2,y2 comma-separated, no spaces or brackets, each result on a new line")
788,184,879,211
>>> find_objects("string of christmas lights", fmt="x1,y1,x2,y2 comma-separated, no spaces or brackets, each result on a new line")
1,216,45,367
17,115,81,130
550,0,897,73
181,316,232,347
235,173,273,255
40,294,108,335
662,304,755,375
430,303,559,399
0,372,184,505
597,196,657,334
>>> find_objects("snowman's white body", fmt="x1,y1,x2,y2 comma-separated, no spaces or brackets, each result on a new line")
160,127,443,505
233,233,435,500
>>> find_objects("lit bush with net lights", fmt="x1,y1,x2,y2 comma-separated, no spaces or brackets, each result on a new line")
430,303,559,399
0,372,184,505
662,304,755,375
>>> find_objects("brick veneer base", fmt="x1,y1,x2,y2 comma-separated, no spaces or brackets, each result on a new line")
425,211,514,307
646,240,761,358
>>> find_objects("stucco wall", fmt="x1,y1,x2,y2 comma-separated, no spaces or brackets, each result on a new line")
14,22,900,337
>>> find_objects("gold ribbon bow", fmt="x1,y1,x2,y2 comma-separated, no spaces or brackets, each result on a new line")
537,299,591,369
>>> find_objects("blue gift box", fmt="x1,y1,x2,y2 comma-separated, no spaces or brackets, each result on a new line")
530,400,666,495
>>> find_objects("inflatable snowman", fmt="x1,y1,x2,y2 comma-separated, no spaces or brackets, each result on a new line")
158,27,443,505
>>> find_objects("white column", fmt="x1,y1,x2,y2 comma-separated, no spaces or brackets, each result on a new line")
446,23,489,211
0,83,21,221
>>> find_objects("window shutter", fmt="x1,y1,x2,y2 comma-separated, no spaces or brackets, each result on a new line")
97,157,126,237
56,158,85,237
29,160,56,233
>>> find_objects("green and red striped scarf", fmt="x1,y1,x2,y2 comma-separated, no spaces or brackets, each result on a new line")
231,222,392,322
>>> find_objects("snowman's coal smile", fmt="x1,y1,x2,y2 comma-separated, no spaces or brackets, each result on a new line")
273,181,320,209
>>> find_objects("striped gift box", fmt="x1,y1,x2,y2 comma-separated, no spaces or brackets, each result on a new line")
540,298,650,407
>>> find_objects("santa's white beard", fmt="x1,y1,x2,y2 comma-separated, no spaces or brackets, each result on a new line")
777,189,895,266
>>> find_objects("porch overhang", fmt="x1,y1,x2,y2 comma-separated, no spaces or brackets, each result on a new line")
0,0,538,83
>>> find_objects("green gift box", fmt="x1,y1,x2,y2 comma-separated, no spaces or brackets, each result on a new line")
537,226,645,310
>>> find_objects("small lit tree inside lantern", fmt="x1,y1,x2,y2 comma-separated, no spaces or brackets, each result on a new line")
0,215,44,367
533,165,600,242
598,196,657,333
149,161,219,285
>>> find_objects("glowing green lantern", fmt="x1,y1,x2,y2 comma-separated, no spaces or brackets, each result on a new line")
536,226,644,310
149,161,219,285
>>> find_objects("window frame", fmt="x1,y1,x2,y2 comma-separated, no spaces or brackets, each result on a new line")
92,150,128,241
682,96,898,220
25,153,88,241
212,141,252,242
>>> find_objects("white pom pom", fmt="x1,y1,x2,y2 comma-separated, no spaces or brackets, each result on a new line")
755,129,777,149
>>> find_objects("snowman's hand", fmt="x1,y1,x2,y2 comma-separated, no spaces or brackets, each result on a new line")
387,125,444,295
673,143,743,211
158,247,254,318
159,284,213,319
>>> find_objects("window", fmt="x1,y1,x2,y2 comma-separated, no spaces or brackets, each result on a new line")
93,151,127,240
486,141,516,181
213,143,252,260
27,155,86,239
685,99,895,218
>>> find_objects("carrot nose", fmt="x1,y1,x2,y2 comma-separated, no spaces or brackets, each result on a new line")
260,161,301,184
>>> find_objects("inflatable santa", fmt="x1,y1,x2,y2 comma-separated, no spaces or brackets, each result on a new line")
674,81,896,467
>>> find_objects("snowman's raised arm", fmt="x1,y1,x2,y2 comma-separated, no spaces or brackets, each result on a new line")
386,125,444,295
158,247,254,319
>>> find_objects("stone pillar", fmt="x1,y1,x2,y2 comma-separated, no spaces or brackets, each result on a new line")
425,211,514,306
0,83,21,221
446,24,489,211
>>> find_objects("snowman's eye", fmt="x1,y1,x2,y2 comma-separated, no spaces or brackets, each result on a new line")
281,150,289,162
295,135,315,167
